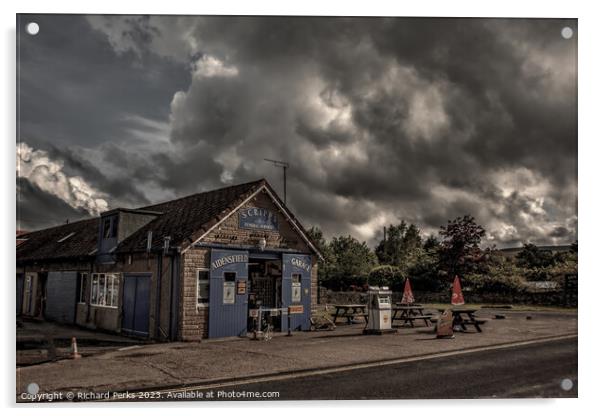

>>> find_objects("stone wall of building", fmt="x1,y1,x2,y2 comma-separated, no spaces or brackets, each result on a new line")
202,189,312,253
180,247,210,341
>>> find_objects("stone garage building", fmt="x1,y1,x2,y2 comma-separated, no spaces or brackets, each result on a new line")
16,179,322,341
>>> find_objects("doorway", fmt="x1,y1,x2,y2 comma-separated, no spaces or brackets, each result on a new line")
248,257,282,331
121,273,151,337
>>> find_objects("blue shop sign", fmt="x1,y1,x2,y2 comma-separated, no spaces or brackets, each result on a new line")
239,207,278,231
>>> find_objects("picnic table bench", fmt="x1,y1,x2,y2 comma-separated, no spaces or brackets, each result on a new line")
437,308,487,332
392,305,434,327
331,304,368,324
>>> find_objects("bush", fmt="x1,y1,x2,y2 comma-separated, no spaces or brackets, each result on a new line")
462,274,526,295
321,273,368,291
407,250,444,291
368,265,405,290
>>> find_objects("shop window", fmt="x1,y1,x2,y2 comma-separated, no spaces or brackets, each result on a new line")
78,273,88,303
90,273,119,307
91,274,98,305
197,269,210,306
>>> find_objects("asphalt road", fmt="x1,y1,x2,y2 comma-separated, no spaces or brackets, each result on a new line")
183,337,577,400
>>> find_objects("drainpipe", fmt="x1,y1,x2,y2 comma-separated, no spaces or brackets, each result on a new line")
169,249,181,341
155,253,163,340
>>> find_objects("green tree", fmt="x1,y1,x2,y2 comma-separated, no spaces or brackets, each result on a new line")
375,221,423,270
306,226,335,287
407,238,443,291
439,215,486,278
516,243,557,269
423,234,440,251
368,265,405,290
328,235,378,290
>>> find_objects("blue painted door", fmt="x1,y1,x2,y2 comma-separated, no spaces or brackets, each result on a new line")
282,254,312,331
121,274,151,337
209,249,249,338
45,271,78,324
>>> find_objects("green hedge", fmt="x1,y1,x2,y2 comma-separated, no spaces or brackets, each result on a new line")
462,274,526,294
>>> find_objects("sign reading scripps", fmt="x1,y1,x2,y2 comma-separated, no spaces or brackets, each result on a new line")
211,254,249,269
239,207,278,231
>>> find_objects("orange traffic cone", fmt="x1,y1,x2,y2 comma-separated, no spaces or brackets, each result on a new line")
70,337,81,359
451,275,465,306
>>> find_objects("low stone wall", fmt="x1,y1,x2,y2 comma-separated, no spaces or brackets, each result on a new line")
319,288,576,307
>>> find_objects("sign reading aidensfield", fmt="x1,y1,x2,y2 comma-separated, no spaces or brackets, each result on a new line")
239,207,278,231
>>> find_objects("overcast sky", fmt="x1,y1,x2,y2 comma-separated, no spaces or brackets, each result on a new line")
16,15,577,248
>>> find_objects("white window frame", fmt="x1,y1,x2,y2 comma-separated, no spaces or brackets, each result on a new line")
90,273,120,308
78,273,88,304
197,268,210,307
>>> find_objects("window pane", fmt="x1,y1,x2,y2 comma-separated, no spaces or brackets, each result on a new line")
110,217,118,238
111,275,119,307
79,273,87,303
103,219,111,238
91,275,98,305
106,276,114,307
224,272,236,282
98,274,106,305
197,270,209,303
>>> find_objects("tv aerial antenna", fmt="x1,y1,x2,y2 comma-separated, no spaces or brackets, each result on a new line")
264,159,289,204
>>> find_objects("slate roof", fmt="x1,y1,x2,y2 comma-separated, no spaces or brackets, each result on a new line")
115,179,266,253
16,218,100,262
17,178,319,263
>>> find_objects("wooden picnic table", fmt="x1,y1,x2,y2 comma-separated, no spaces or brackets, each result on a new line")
437,308,484,332
331,304,367,324
391,305,433,327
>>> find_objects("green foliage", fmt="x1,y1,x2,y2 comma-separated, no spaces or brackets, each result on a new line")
375,221,422,271
515,242,578,281
406,247,444,291
310,218,577,298
423,235,440,250
306,226,334,276
462,274,526,295
438,215,487,278
368,265,405,290
516,243,557,268
322,235,377,290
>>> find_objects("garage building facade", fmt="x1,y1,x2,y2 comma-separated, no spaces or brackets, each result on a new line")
16,179,321,341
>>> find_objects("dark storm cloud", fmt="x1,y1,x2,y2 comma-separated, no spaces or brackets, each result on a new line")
16,15,577,248
17,178,90,230
17,14,190,224
45,144,150,207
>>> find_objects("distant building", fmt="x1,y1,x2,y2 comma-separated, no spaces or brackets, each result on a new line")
16,179,321,341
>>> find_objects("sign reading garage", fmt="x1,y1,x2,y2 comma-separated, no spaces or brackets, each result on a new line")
238,207,278,231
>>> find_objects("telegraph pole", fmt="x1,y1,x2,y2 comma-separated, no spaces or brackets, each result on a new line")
264,159,289,204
